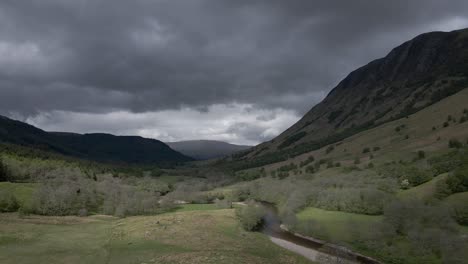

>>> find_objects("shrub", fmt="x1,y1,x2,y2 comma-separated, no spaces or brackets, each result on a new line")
300,156,315,167
0,190,19,212
236,202,266,231
418,150,426,159
326,145,335,154
305,165,315,174
362,147,370,154
446,167,468,193
0,157,9,182
373,146,381,151
429,150,466,175
449,139,463,149
326,160,334,168
277,171,289,179
354,157,361,164
443,122,449,128
451,202,468,225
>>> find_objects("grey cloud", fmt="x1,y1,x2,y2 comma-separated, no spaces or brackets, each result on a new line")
1,0,468,116
1,1,468,143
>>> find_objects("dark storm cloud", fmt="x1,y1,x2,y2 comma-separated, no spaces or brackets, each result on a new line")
1,1,468,143
1,0,467,115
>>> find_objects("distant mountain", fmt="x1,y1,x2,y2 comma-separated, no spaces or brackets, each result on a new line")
0,115,192,164
236,28,468,166
166,140,251,160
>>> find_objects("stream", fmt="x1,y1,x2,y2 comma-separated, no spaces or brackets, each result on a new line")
259,203,381,264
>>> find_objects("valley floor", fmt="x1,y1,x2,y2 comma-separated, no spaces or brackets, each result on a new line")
0,206,312,264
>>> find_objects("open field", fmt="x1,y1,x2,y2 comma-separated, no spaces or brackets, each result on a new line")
0,182,35,205
296,207,383,243
0,209,312,264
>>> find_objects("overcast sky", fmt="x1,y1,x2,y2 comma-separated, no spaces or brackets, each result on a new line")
1,0,468,145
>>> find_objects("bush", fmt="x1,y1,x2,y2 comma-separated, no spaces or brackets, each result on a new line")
0,156,10,182
354,157,361,164
236,202,266,231
326,145,335,154
305,165,315,174
300,156,315,167
446,167,468,193
362,147,370,154
417,150,426,159
0,190,19,212
429,149,466,175
449,139,463,149
373,146,381,151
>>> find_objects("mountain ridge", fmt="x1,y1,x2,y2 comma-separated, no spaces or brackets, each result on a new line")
166,140,251,160
242,28,468,163
0,115,192,164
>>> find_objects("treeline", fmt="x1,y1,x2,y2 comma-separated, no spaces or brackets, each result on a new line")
0,150,239,217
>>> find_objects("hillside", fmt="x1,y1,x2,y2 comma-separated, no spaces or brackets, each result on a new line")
0,115,192,164
241,28,468,164
167,140,251,160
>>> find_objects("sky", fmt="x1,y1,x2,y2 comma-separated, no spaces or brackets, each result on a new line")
1,1,468,145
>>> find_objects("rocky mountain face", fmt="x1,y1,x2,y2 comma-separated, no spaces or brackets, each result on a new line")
167,140,251,160
238,28,468,166
0,116,192,164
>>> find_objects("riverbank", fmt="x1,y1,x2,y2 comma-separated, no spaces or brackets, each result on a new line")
259,202,381,264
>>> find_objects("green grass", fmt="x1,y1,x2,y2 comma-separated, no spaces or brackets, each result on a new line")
0,182,36,205
296,207,383,242
0,210,312,264
398,173,448,201
173,203,219,212
443,191,468,205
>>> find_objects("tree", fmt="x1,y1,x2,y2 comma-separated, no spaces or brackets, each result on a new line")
0,156,8,182
418,150,426,159
236,202,265,231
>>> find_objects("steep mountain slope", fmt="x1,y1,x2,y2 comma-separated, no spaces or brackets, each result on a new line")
167,140,251,160
243,28,468,163
0,116,192,164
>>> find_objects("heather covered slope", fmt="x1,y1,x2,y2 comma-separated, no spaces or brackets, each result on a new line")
245,28,468,161
0,116,192,164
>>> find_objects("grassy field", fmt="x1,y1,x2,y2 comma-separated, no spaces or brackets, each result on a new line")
0,182,35,205
0,209,312,264
397,173,448,201
296,207,382,243
173,203,219,212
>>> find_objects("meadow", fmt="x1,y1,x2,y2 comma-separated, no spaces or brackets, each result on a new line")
0,208,311,264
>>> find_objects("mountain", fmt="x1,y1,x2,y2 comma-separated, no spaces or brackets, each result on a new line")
240,28,468,164
166,140,251,160
0,115,192,164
